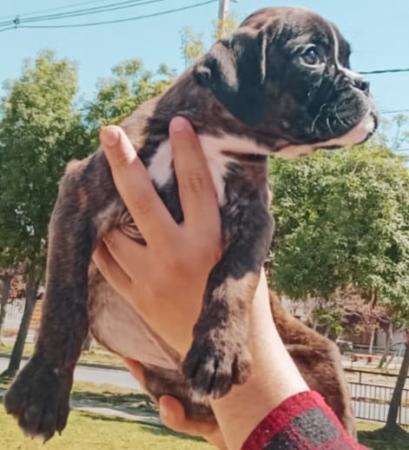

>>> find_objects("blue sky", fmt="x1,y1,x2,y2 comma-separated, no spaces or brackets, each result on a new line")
1,0,409,117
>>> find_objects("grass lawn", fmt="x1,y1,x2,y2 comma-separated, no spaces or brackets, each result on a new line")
357,421,409,449
2,376,409,449
0,378,211,449
0,409,212,450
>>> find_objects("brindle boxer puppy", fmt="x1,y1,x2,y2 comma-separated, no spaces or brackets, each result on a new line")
5,7,376,440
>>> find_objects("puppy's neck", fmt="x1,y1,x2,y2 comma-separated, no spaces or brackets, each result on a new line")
146,71,287,154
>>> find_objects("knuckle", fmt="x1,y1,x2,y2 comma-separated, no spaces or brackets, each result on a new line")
129,194,152,216
109,146,134,168
182,171,205,195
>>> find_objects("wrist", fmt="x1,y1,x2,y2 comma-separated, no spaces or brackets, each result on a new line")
210,278,308,450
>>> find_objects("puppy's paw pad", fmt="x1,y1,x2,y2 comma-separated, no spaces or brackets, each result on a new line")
183,338,251,399
4,359,71,440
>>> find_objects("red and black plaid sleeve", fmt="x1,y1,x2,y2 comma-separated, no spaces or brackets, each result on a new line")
242,391,367,450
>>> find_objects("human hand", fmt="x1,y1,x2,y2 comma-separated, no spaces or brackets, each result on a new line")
124,359,227,449
93,118,309,450
93,117,221,356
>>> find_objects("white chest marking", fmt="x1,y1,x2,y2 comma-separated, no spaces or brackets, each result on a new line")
148,134,271,205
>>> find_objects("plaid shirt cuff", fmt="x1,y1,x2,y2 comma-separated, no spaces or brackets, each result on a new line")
242,391,367,450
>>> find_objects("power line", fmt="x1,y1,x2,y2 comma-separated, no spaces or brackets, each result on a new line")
360,68,409,75
21,0,167,24
0,1,217,30
0,0,169,28
0,0,135,21
381,109,409,115
0,1,408,82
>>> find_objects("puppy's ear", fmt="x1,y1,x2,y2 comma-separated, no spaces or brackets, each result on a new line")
194,30,267,126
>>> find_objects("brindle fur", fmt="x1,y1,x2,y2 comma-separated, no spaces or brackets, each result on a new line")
5,7,376,440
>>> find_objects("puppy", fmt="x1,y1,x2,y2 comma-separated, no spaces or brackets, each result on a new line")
5,7,376,440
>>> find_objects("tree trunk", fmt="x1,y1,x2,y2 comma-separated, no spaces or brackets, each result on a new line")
0,273,13,344
385,333,409,430
378,323,393,369
1,269,40,378
368,326,376,355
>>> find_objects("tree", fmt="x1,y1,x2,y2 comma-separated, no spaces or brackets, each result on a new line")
0,269,14,344
386,330,409,431
268,144,409,429
180,27,206,67
0,50,91,376
270,146,409,308
179,17,238,68
85,59,175,135
213,13,238,40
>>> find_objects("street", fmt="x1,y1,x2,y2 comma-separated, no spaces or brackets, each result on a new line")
0,357,140,390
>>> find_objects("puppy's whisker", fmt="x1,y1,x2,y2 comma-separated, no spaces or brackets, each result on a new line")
326,116,335,135
310,103,327,134
334,104,348,128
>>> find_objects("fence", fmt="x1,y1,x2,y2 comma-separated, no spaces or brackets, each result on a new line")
347,369,409,425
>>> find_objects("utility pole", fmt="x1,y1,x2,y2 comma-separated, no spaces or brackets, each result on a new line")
218,0,230,37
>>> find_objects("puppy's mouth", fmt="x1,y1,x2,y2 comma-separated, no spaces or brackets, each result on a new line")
275,111,378,159
317,111,378,150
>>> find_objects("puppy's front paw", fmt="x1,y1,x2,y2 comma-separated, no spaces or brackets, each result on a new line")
4,357,72,441
183,333,251,399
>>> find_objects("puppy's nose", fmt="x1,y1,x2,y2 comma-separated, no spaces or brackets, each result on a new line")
353,78,370,94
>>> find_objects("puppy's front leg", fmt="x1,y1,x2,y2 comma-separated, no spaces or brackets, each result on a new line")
183,198,273,399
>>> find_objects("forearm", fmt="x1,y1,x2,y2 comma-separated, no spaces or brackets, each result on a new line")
210,275,308,450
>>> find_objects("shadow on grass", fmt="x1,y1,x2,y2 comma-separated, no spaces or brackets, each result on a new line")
0,378,156,417
72,390,155,413
359,426,409,450
79,411,206,444
139,423,207,443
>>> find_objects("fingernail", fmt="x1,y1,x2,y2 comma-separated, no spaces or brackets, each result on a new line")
170,116,191,133
101,126,120,147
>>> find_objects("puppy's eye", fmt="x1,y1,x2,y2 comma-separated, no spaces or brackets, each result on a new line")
300,47,321,66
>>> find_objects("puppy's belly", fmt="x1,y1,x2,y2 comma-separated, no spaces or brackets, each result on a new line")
88,266,181,370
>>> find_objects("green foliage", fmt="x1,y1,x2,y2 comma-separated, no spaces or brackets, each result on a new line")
213,14,238,40
375,114,409,151
85,58,175,133
180,27,206,67
269,145,409,323
0,50,91,270
313,306,344,338
179,17,238,68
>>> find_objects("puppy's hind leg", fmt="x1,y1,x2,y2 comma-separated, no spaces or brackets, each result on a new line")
4,154,117,441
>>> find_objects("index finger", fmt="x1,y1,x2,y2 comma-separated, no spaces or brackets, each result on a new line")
170,117,221,239
100,126,178,250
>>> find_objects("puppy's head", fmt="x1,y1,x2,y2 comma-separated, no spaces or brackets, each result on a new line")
194,7,377,152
